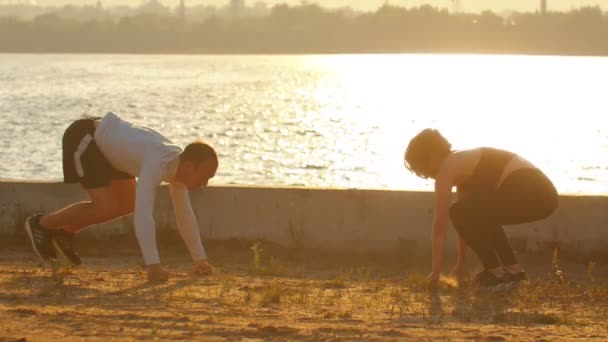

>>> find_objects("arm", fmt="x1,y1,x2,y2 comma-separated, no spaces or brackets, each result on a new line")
168,182,207,262
447,235,468,280
430,173,453,278
133,168,162,266
456,236,468,266
454,189,468,268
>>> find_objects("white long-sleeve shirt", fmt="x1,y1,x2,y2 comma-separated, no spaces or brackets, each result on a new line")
94,112,207,265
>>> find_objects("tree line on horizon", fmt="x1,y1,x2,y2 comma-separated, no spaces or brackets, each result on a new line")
0,4,607,55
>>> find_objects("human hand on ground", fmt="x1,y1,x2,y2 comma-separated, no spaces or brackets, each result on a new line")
192,259,213,276
147,263,170,283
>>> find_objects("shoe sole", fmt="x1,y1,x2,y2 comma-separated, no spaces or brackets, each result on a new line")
475,281,520,294
52,239,81,266
24,218,53,262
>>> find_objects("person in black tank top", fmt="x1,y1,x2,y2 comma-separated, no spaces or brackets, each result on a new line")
461,148,515,194
404,129,559,288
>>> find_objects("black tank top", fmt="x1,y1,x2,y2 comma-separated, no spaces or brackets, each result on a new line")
459,147,515,194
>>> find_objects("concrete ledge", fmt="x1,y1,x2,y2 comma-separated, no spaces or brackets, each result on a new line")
1,181,607,260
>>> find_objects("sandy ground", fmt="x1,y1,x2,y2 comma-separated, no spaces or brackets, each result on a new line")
1,240,608,342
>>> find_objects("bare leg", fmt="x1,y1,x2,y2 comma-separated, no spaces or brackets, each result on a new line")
40,179,136,233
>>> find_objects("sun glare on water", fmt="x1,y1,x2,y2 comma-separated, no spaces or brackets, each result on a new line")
303,54,608,194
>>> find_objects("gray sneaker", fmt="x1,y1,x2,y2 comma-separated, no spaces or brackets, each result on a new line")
52,230,82,266
24,215,57,261
473,270,505,288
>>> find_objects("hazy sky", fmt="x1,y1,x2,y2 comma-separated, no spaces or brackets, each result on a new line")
27,1,608,12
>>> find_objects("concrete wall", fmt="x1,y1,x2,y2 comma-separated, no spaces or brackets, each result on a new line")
1,181,607,257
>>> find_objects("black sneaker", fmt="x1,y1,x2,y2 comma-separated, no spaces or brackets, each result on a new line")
473,270,505,288
505,271,527,283
24,215,56,261
52,230,82,266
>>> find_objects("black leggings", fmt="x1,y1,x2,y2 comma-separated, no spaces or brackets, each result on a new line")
449,168,559,269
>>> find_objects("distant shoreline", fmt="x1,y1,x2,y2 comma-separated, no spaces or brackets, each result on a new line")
2,5,607,58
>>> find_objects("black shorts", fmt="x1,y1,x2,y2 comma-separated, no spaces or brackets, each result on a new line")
62,117,134,189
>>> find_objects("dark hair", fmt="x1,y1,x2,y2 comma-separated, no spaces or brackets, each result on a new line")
180,141,218,166
404,129,452,179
